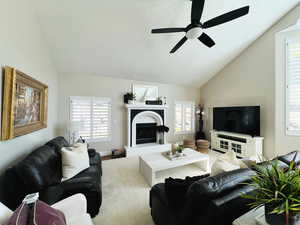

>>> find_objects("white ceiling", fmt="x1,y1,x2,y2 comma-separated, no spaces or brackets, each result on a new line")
33,0,299,87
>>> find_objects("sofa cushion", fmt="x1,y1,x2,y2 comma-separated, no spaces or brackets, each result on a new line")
61,167,100,191
165,174,210,210
14,145,62,192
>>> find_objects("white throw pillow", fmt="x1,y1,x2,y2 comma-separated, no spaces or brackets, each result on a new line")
211,159,240,176
211,150,247,176
61,144,90,181
65,143,88,153
0,202,12,225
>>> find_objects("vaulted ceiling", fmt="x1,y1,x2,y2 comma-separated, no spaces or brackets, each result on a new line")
33,0,299,87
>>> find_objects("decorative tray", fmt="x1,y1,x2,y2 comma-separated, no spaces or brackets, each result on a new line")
162,151,186,161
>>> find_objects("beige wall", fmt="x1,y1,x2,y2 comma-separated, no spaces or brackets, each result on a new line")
201,4,300,158
58,73,201,155
0,0,59,172
275,13,300,155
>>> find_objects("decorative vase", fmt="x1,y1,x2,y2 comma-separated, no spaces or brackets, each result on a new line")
265,205,300,225
159,139,164,144
128,100,134,104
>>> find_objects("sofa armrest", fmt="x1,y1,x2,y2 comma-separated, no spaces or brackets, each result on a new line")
208,185,256,225
88,148,96,157
150,183,168,208
52,194,88,218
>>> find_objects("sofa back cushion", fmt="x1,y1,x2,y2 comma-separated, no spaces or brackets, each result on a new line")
187,168,256,199
46,137,70,153
277,151,300,166
14,145,62,192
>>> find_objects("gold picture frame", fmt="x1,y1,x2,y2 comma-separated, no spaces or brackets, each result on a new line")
1,67,48,141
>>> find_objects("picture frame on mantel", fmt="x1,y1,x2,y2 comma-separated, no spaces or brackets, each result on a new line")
132,84,159,103
1,67,48,141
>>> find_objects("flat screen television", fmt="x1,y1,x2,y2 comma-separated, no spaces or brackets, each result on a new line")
213,106,260,136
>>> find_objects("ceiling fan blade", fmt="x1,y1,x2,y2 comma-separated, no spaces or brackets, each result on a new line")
191,0,205,22
198,33,215,48
170,36,188,53
202,6,249,29
151,28,186,34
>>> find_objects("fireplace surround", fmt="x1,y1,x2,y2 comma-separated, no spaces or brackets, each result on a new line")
125,104,171,156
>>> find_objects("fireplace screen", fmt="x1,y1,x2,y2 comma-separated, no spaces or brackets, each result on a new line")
136,123,157,144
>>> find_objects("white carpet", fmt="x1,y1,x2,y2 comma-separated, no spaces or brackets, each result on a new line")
93,152,219,225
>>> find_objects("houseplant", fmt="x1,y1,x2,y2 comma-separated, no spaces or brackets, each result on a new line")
243,159,300,225
124,92,136,104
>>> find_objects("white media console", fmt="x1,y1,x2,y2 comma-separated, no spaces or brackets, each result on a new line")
210,130,264,161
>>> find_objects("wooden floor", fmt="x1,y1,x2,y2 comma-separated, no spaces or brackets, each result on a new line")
101,155,112,161
101,155,126,161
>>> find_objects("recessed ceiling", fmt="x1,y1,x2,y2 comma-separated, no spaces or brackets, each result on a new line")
33,0,299,87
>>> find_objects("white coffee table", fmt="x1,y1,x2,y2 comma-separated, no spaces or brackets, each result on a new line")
139,148,210,186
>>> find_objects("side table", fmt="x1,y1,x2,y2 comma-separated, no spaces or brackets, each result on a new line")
233,206,268,225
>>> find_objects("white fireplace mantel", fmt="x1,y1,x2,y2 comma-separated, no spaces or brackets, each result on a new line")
125,104,168,110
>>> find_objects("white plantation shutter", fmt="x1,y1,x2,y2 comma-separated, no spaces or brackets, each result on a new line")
286,40,300,135
175,101,195,134
70,96,111,142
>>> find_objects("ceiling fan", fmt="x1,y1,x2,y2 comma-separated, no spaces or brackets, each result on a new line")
151,0,250,53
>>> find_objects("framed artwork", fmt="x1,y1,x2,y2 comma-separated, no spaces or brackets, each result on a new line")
132,84,159,103
1,67,48,141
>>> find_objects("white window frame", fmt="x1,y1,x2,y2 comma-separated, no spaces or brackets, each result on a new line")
174,101,195,135
285,38,300,136
69,96,112,142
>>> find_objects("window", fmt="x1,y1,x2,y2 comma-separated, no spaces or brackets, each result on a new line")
70,96,111,142
175,101,195,134
286,40,300,135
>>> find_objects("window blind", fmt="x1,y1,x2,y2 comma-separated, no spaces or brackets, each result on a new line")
286,40,300,135
175,101,195,134
70,96,111,142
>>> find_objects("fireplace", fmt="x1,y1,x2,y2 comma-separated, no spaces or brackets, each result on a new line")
136,123,157,144
125,104,170,156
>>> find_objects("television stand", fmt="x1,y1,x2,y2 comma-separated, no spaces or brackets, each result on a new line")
210,130,264,161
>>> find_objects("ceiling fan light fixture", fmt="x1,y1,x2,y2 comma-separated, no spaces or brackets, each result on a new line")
186,27,202,39
152,0,250,53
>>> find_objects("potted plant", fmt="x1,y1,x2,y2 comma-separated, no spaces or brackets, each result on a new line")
176,144,184,156
124,92,136,104
243,159,300,225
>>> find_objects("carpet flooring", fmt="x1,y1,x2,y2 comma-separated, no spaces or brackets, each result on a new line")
93,152,218,225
